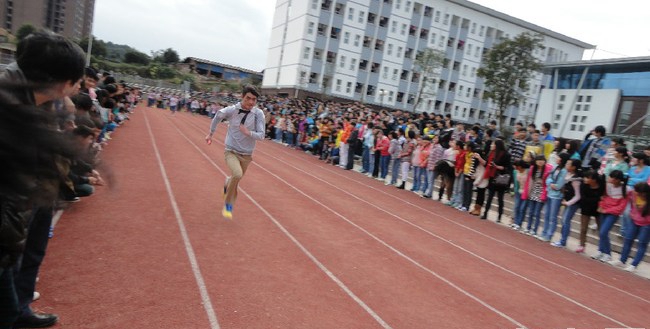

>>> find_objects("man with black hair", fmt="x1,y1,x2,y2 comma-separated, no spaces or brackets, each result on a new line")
0,30,85,329
206,85,265,219
579,125,611,169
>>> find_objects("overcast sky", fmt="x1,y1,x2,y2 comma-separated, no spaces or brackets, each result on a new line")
93,0,650,72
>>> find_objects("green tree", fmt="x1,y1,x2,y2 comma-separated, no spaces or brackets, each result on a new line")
16,24,37,41
152,48,180,64
413,48,445,111
124,50,151,65
78,36,107,58
477,32,544,132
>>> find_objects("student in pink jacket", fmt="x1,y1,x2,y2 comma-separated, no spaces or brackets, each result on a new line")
609,182,650,272
521,155,553,236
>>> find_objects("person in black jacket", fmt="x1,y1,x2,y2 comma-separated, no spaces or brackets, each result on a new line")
345,121,359,170
481,139,512,222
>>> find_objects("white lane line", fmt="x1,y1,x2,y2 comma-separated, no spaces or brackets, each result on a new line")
176,116,632,327
143,110,220,329
163,114,392,329
169,115,525,328
258,135,650,306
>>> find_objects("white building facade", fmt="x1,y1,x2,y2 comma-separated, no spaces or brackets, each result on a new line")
262,0,593,125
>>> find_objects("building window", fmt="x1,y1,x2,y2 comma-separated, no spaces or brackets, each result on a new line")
643,104,650,135
348,7,354,20
354,34,361,47
350,58,357,70
430,33,436,44
393,69,398,80
358,11,365,23
307,22,315,35
466,44,472,55
434,11,440,22
395,0,401,9
401,24,407,36
383,66,388,78
391,21,397,33
336,79,342,92
479,25,484,36
443,14,449,25
617,101,634,133
387,43,393,56
405,1,411,12
470,67,476,77
344,31,350,44
304,47,311,60
339,55,346,68
318,23,327,36
397,46,403,58
471,22,476,34
312,0,318,10
346,82,352,93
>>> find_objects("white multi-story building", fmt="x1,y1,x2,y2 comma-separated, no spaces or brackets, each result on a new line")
262,0,593,125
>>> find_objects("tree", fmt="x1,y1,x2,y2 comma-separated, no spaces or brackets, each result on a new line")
413,48,445,112
16,24,36,41
152,48,180,64
124,50,151,65
77,36,107,58
477,32,544,132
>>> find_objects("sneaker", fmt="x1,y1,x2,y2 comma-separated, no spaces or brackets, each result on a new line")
608,259,626,268
48,226,54,239
511,224,521,231
624,264,637,272
591,251,604,260
458,207,468,212
550,241,564,248
599,254,612,262
445,201,455,206
222,203,233,220
575,246,585,253
538,236,550,242
33,291,40,301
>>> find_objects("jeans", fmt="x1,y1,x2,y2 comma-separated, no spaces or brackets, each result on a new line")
526,200,544,234
390,158,400,184
417,167,428,193
361,146,371,173
598,213,619,255
541,198,563,240
619,203,632,237
369,151,376,176
380,155,390,179
424,170,437,196
513,192,528,226
0,267,19,328
450,174,464,205
286,132,295,146
274,128,283,142
558,204,579,246
620,223,650,267
400,162,410,183
412,167,422,191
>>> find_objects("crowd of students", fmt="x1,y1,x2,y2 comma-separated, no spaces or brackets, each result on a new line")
0,31,138,328
260,96,650,274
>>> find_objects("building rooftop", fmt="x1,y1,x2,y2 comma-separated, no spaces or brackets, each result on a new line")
185,57,262,76
449,0,595,49
543,56,650,69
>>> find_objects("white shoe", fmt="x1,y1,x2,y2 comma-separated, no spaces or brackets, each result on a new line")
599,254,612,262
33,291,40,301
624,264,637,272
608,259,626,268
591,252,604,260
511,224,521,231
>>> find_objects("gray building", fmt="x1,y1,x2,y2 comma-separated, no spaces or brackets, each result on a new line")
0,0,95,41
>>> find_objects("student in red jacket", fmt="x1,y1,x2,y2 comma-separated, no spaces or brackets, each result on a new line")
609,182,649,272
592,170,627,262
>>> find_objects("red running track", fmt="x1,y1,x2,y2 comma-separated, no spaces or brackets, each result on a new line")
37,106,650,329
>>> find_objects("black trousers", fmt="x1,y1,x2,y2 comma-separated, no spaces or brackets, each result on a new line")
14,207,53,317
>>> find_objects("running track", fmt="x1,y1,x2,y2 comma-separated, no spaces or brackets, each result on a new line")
38,106,650,329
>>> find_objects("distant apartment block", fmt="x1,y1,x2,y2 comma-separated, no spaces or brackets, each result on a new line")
263,0,593,125
0,0,95,41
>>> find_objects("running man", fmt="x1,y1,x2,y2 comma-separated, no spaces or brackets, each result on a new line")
205,85,265,219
